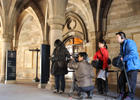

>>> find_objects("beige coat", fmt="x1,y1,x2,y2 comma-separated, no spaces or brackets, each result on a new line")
68,60,94,87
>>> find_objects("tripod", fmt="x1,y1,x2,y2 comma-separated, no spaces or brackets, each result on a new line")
121,62,131,92
68,71,76,98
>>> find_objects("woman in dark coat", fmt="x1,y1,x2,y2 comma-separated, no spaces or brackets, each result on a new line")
50,39,70,93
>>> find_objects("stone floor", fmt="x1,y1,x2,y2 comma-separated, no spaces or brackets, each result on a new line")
0,81,140,100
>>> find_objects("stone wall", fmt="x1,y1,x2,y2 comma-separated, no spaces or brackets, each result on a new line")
106,0,140,84
16,15,41,80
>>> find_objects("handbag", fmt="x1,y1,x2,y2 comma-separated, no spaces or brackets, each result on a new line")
91,60,103,69
58,60,67,68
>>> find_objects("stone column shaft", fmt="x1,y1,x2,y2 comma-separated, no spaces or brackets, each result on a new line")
0,39,12,83
46,24,63,89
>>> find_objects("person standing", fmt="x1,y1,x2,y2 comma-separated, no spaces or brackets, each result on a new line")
50,39,70,94
93,39,109,95
115,31,140,100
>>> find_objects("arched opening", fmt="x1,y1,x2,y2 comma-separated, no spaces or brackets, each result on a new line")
64,36,83,55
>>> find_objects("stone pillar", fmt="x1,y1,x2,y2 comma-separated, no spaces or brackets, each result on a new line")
0,38,12,83
46,0,68,90
46,18,65,90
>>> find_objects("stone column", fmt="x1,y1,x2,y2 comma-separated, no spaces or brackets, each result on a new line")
0,37,12,83
45,18,65,89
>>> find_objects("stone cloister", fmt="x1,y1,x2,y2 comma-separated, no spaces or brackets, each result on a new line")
0,0,140,89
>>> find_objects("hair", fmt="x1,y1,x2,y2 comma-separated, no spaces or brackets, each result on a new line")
115,31,126,39
78,52,88,60
54,39,63,47
99,39,108,49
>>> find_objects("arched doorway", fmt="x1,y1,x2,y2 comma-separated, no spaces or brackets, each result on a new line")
64,36,83,55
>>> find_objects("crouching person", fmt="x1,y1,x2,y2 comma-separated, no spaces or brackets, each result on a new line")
68,52,94,99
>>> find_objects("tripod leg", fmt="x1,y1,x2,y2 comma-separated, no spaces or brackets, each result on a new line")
123,68,131,92
68,78,75,97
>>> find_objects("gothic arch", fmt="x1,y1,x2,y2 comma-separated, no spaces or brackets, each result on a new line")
63,11,88,42
96,0,113,32
15,6,44,49
9,0,45,40
67,0,95,33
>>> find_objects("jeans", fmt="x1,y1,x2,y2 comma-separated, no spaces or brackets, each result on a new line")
74,84,94,96
55,74,65,92
118,70,138,99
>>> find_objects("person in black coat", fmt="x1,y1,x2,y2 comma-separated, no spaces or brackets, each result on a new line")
50,39,70,93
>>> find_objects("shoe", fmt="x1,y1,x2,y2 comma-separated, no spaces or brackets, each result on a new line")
103,92,108,96
116,94,124,100
77,94,86,99
87,92,93,99
87,94,92,99
59,90,64,94
53,89,57,93
96,91,103,95
124,96,133,100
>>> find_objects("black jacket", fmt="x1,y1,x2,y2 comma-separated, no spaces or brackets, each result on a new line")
51,44,70,75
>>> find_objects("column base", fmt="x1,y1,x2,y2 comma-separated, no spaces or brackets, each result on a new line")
45,81,55,90
5,80,16,84
0,76,5,83
38,84,47,89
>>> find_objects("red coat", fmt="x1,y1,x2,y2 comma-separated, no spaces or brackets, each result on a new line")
93,47,109,69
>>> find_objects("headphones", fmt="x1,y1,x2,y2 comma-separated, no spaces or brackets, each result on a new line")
116,32,126,39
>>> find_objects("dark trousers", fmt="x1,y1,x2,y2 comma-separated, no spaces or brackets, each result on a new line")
75,84,94,96
96,68,108,93
118,70,138,99
55,74,65,92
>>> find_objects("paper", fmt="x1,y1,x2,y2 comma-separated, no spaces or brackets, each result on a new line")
97,70,109,81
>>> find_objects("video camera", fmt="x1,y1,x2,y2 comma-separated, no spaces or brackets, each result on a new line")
112,54,125,69
70,53,79,62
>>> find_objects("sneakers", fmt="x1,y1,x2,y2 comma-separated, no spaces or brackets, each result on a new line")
103,92,108,96
96,91,103,95
77,94,86,99
124,96,133,100
116,94,124,100
87,91,93,99
53,89,64,94
53,89,57,93
87,94,93,99
59,90,64,94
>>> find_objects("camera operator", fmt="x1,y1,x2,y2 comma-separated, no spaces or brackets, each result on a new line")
115,32,140,100
68,52,94,99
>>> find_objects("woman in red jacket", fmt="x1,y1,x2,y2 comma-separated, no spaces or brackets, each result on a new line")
93,39,109,95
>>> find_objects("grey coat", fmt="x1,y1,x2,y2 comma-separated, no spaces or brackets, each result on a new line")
68,60,94,87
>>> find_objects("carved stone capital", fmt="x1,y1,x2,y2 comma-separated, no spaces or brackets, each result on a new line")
48,17,65,26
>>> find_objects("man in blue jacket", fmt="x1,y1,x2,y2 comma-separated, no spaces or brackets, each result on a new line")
115,32,140,100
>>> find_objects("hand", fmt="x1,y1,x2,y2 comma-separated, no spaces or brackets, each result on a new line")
70,57,74,60
121,57,123,61
49,56,51,59
96,58,99,61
